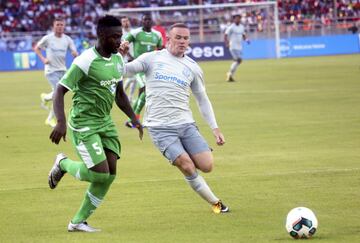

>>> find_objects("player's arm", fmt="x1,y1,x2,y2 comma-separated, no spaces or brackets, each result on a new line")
50,84,68,144
243,33,250,44
124,53,149,76
115,81,143,139
224,28,231,48
33,36,49,64
191,72,225,146
68,37,78,57
50,64,84,144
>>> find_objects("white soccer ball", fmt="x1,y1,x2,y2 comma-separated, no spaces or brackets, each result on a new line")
285,207,318,239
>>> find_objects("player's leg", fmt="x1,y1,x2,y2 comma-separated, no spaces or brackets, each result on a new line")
180,123,229,213
124,76,137,105
44,71,65,127
70,125,120,229
227,49,242,82
132,73,146,114
125,73,146,128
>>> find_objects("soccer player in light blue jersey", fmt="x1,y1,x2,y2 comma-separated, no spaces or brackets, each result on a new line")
34,17,78,127
124,23,229,214
224,14,250,82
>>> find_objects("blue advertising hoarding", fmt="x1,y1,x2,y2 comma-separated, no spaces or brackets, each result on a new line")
0,34,359,71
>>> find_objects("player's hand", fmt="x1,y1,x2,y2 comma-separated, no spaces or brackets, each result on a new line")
119,41,129,56
132,120,143,140
43,58,50,64
212,128,225,146
49,121,67,144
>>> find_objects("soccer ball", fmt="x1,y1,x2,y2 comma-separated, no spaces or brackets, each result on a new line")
285,207,318,239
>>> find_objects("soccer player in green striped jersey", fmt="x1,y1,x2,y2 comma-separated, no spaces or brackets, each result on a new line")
48,15,143,232
124,14,163,128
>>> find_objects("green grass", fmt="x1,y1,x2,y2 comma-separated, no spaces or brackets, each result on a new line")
0,55,359,242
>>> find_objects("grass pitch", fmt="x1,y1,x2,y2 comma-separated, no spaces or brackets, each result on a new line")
0,55,359,242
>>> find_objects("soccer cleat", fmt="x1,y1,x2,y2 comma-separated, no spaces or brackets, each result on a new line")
226,73,235,82
125,121,134,128
68,221,101,232
45,117,57,128
40,93,52,110
212,200,230,214
48,153,67,189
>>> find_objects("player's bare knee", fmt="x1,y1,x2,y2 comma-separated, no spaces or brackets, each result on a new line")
175,155,196,175
199,162,213,173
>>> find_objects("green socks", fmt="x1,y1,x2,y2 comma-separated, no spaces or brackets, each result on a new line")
133,92,146,116
72,175,116,224
59,158,117,224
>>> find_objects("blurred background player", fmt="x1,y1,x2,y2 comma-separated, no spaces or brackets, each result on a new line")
224,14,249,82
121,16,137,106
124,23,229,213
34,17,78,127
48,15,143,232
124,13,163,128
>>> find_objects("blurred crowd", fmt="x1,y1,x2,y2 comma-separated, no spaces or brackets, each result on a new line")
0,0,359,51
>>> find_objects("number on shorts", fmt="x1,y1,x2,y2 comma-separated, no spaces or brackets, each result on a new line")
92,142,102,155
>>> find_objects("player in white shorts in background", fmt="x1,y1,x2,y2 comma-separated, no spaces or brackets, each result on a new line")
34,17,78,127
124,23,229,213
224,14,249,82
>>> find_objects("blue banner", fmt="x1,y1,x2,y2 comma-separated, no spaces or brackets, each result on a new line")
0,34,359,71
280,34,360,57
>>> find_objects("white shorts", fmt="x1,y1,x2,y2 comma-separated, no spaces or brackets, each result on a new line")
46,71,66,89
229,49,242,60
147,123,211,163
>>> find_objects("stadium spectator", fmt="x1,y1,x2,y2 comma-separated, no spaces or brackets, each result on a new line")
34,17,78,128
224,14,249,82
48,15,143,232
0,0,359,51
123,23,229,214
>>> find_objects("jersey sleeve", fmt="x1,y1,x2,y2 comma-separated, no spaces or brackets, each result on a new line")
59,64,85,91
36,35,49,49
125,32,135,43
190,66,206,94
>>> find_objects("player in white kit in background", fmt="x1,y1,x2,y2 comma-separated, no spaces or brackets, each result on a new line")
124,23,229,213
34,17,78,127
224,14,250,82
120,16,137,106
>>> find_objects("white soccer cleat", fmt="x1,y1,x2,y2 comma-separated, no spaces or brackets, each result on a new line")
45,117,57,128
68,221,101,232
48,153,67,189
40,93,52,110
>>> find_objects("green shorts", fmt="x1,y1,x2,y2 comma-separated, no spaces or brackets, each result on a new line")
135,72,146,89
69,122,121,168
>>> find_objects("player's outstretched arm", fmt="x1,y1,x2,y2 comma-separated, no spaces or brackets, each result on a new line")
193,90,225,146
50,84,69,144
115,81,143,140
